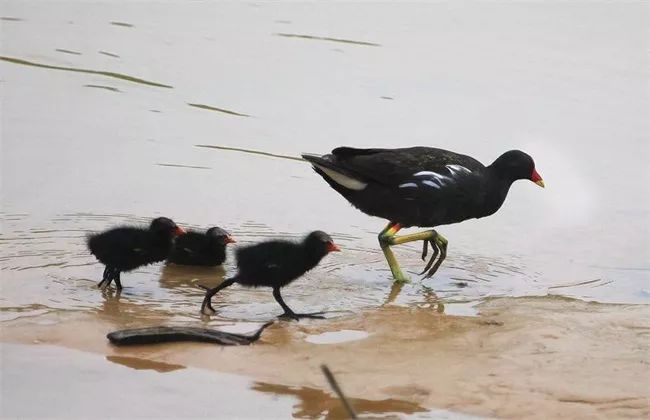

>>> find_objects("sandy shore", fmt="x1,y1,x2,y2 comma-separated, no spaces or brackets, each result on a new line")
2,296,648,418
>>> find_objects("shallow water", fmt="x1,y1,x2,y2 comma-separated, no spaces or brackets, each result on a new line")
2,342,480,419
1,1,649,418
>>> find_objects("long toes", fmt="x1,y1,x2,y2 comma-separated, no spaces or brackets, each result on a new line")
278,313,300,321
419,251,439,275
421,240,429,261
424,266,439,279
424,258,445,279
419,240,440,276
418,257,433,275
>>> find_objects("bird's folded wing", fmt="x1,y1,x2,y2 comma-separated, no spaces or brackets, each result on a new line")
331,147,479,186
332,147,485,201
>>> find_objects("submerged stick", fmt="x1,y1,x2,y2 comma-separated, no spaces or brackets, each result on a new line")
107,321,274,346
321,364,357,419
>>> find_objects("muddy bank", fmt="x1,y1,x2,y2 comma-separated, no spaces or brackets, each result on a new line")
2,296,648,418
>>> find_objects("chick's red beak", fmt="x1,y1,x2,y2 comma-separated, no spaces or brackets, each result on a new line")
173,226,186,236
531,168,545,188
225,236,236,244
327,242,341,252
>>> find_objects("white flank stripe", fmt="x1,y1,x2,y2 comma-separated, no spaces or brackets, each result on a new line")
398,182,418,188
446,164,472,175
422,180,441,189
414,171,441,177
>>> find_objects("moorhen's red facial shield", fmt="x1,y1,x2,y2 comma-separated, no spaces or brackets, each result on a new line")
531,168,545,188
327,242,341,252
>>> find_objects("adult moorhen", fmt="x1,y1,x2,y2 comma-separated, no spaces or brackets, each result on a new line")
87,217,185,290
168,226,235,266
302,147,544,282
200,231,340,319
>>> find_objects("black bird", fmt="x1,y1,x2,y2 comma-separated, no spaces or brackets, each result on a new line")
87,217,185,290
200,231,340,319
302,147,544,282
167,227,235,266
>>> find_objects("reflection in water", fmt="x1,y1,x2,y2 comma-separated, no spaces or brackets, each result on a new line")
106,355,185,373
97,288,123,318
274,33,381,47
187,103,251,117
159,263,225,290
384,283,445,313
253,382,426,419
384,281,405,305
0,56,173,88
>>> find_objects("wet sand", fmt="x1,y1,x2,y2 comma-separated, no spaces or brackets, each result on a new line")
2,296,648,418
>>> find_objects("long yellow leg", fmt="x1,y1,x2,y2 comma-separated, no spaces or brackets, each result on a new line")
378,223,409,282
379,223,449,282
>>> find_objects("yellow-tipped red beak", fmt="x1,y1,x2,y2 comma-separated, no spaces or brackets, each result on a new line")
225,236,236,244
531,168,545,188
327,242,341,252
174,226,186,236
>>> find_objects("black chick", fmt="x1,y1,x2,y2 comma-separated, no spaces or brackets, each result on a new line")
167,227,235,266
200,231,340,320
87,217,185,290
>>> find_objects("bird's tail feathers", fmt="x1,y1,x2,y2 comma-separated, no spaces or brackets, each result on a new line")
301,153,368,191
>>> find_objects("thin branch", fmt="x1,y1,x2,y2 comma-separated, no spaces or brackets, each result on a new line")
321,365,357,419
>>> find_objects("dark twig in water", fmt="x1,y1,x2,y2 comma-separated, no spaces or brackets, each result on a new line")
321,365,357,419
187,103,251,117
107,321,274,346
0,56,172,88
195,144,304,162
275,33,380,47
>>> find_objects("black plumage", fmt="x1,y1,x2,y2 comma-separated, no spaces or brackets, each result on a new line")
167,227,234,266
302,147,544,280
200,231,340,319
87,217,185,290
